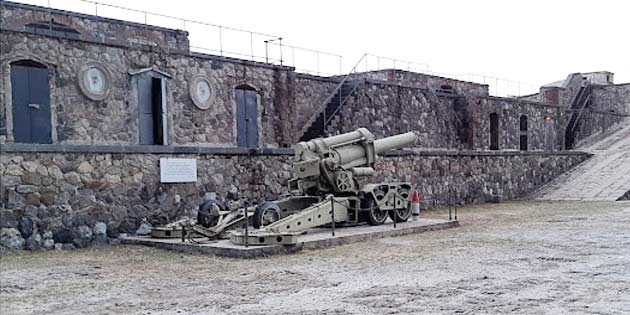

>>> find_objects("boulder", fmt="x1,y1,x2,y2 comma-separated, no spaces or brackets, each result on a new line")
93,222,107,235
73,225,93,248
0,228,25,251
43,238,55,250
135,223,152,236
53,228,74,243
18,217,34,239
25,233,43,250
77,161,94,174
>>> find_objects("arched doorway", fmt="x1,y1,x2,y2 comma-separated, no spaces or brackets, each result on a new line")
235,84,259,148
10,59,52,144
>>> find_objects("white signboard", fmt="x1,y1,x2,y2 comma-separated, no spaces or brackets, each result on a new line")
160,158,197,183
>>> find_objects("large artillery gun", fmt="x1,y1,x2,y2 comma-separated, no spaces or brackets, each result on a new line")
230,128,417,245
151,128,417,245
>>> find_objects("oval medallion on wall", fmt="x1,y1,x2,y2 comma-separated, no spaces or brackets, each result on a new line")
189,75,215,110
78,61,111,101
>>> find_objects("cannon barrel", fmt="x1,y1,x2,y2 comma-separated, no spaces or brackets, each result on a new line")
328,131,416,168
374,132,417,154
289,128,416,194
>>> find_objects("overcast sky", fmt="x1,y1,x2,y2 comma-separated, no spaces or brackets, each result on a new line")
17,0,630,95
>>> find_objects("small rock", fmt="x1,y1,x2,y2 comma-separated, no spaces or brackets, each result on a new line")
64,172,81,185
18,217,34,239
53,228,74,243
73,225,93,248
77,162,94,174
16,185,38,194
47,165,64,179
22,161,38,173
43,230,54,239
5,165,24,176
135,223,152,236
25,233,43,250
54,243,63,251
61,243,76,250
0,228,25,251
92,234,108,246
93,222,107,235
43,238,55,250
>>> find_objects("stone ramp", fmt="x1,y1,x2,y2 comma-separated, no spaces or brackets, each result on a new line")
121,218,458,258
538,119,630,201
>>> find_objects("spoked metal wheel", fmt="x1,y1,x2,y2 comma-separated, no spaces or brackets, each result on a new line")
252,201,281,228
388,205,411,222
388,186,412,222
363,192,388,225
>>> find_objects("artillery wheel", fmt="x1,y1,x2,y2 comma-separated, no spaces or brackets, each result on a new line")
388,206,411,222
362,197,388,225
252,201,281,229
197,200,224,228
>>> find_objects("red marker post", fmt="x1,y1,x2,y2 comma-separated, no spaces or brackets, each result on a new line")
411,191,421,221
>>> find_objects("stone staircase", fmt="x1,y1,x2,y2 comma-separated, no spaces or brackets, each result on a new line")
299,80,363,141
564,83,592,149
537,118,630,201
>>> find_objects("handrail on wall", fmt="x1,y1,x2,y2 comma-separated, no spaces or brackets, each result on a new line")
298,53,368,138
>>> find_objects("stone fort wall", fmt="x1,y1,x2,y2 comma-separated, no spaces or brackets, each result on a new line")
0,149,588,251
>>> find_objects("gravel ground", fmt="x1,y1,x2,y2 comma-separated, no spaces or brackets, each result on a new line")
1,200,629,315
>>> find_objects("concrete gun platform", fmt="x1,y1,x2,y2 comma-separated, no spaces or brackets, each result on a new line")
121,218,459,258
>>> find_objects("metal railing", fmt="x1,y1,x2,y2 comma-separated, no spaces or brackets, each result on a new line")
356,54,538,98
20,0,343,74
299,53,368,139
19,0,539,97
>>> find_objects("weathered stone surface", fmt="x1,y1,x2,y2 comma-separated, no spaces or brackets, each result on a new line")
135,223,152,236
43,238,55,250
73,225,93,248
53,228,73,244
77,162,94,174
18,217,33,238
0,210,19,228
0,228,25,251
64,172,82,185
16,185,38,194
25,232,43,250
93,222,107,235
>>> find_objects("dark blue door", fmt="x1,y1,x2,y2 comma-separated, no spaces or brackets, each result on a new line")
10,63,52,144
236,87,259,147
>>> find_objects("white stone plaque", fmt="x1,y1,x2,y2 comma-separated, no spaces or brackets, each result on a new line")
160,158,197,183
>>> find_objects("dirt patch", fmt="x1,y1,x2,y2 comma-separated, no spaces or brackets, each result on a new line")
1,201,629,314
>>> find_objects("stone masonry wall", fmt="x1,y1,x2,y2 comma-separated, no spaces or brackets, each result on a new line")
0,149,589,251
293,74,338,141
0,30,297,147
1,1,189,53
471,97,569,151
378,151,590,205
0,150,292,251
349,70,489,96
591,84,630,115
330,82,461,149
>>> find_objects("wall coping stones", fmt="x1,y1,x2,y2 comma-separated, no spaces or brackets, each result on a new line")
1,1,189,35
0,143,591,158
0,144,294,156
382,149,592,157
